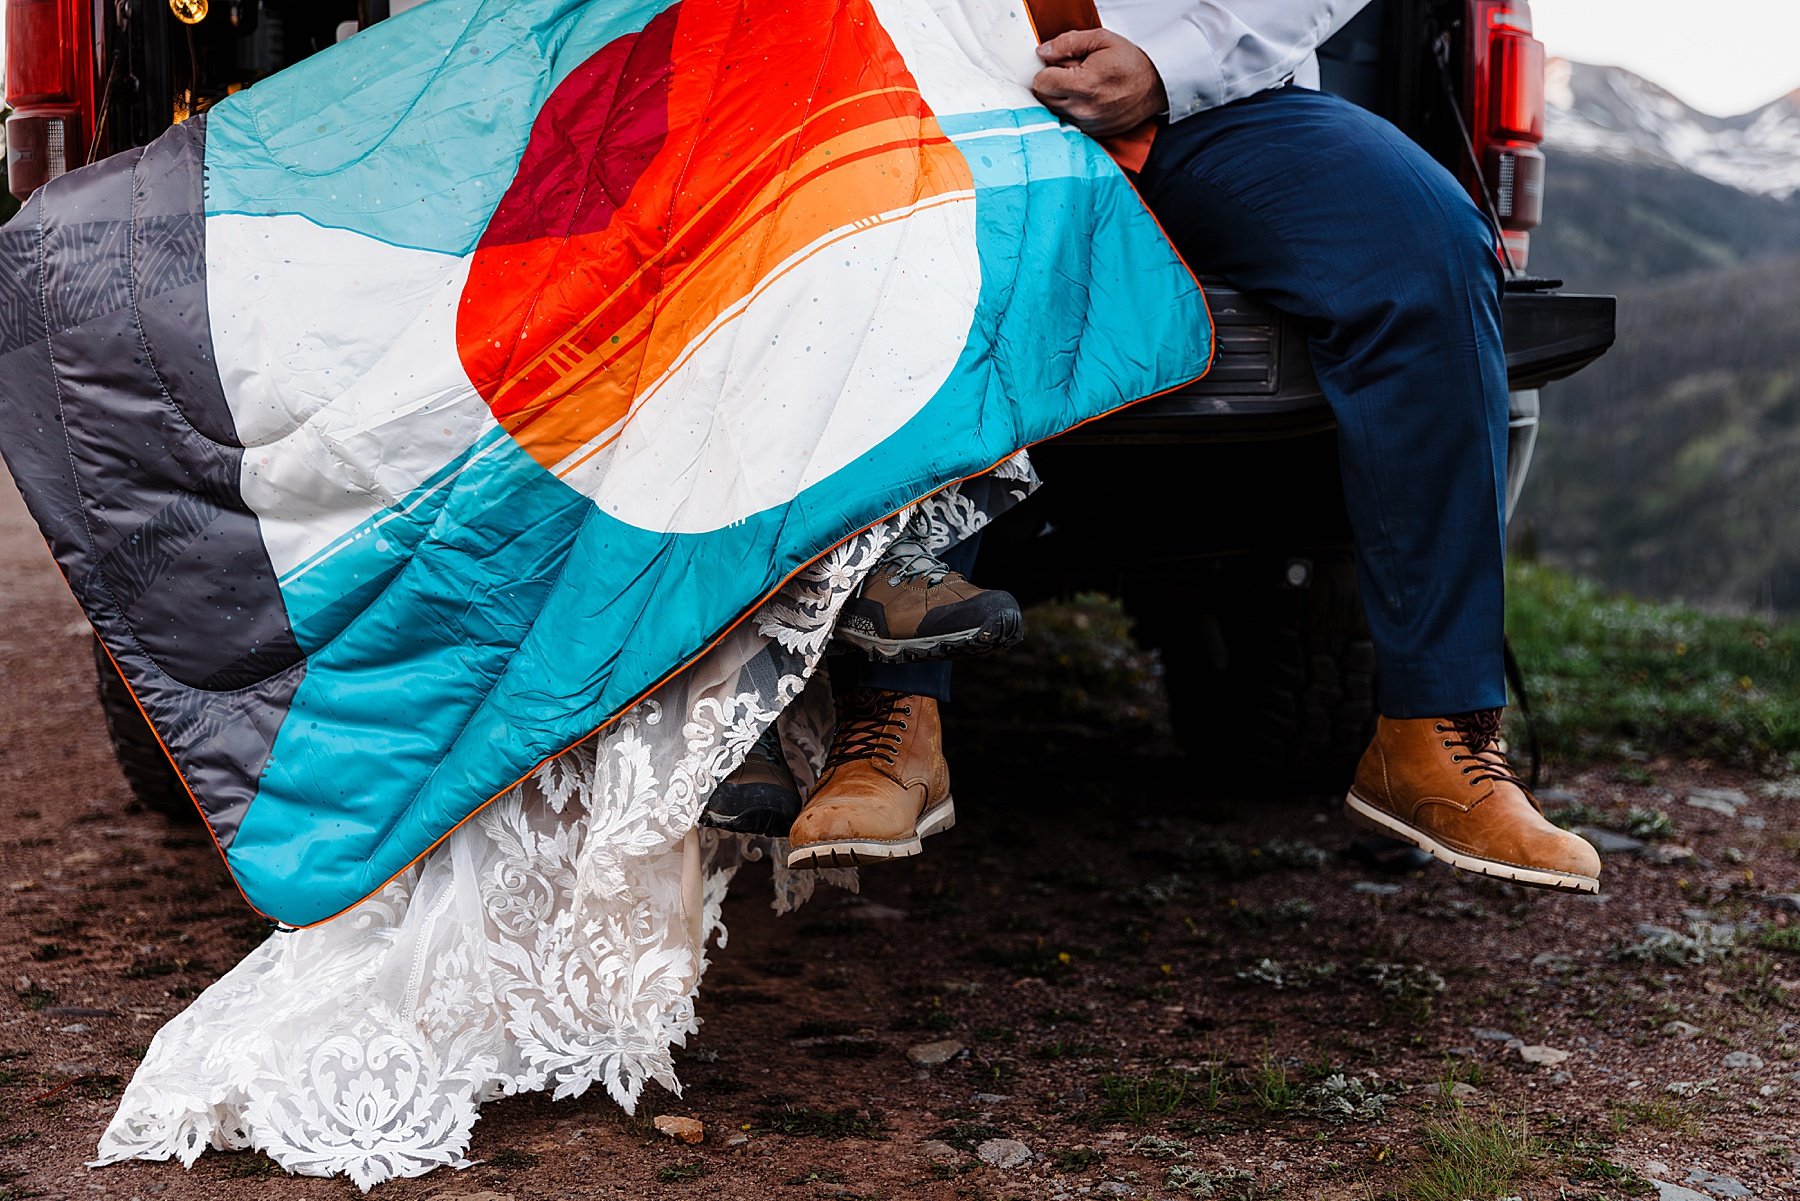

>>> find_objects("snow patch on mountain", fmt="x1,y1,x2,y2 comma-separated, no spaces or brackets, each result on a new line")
1547,59,1800,200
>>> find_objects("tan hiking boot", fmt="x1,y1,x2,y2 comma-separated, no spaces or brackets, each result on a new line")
785,689,954,870
833,539,1023,663
1344,711,1602,893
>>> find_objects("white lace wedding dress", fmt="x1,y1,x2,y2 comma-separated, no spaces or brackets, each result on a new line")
93,459,1033,1190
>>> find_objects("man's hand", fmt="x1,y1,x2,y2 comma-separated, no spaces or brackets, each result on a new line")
1032,28,1168,137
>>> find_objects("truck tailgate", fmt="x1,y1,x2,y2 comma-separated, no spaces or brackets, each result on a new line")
1064,279,1616,444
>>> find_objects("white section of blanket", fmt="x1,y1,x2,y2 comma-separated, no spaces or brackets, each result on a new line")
93,459,1034,1191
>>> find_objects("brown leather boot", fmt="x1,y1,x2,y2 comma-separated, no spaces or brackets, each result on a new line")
1345,711,1602,893
785,689,954,869
833,539,1023,663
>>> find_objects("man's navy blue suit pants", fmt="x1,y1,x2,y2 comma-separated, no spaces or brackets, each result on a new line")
863,85,1509,718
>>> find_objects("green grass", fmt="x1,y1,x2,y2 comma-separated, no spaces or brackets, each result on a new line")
1760,927,1800,954
16,983,54,1011
1241,1052,1295,1116
1569,1156,1657,1195
1610,1097,1701,1135
1055,1147,1103,1172
1398,1109,1540,1201
1507,562,1800,770
1035,1039,1105,1060
755,1105,886,1139
928,1122,1008,1151
1096,1070,1190,1124
657,1162,709,1183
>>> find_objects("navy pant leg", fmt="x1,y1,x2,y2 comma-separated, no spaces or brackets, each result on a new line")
1135,87,1509,718
840,531,983,703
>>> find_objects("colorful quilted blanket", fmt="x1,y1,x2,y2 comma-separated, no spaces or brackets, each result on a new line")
0,0,1209,926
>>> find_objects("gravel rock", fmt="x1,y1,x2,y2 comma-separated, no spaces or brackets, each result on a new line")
1762,894,1800,914
971,1092,1010,1104
1721,1051,1764,1070
1097,1184,1136,1198
1351,881,1403,895
725,1133,750,1147
1685,1168,1752,1198
1642,845,1698,865
652,1115,705,1144
1685,796,1738,818
1662,1021,1701,1039
906,1039,964,1067
1741,815,1768,830
1515,1043,1572,1067
1648,1181,1714,1201
1688,788,1750,811
1575,826,1645,853
976,1138,1032,1169
1449,1082,1480,1100
57,1023,89,1034
919,1139,961,1166
1472,1026,1517,1042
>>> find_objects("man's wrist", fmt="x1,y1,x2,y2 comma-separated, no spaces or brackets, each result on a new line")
1132,18,1224,120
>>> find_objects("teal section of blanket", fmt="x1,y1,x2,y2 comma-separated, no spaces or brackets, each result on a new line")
202,0,665,251
213,20,1210,920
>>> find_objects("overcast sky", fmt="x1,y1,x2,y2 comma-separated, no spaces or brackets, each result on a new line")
1,1,1795,119
1533,0,1800,116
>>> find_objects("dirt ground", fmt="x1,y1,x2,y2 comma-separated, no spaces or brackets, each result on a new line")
3,477,1799,1201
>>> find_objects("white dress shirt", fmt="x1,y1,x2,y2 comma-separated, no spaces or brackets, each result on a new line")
1092,0,1374,120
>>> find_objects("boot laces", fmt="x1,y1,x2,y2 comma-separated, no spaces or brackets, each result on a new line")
875,538,953,588
1437,710,1530,797
824,689,911,770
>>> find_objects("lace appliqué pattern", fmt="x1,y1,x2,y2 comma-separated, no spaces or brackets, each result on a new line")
94,459,1032,1190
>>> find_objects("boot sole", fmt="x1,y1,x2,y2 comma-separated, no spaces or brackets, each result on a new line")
784,798,956,870
833,609,1023,664
1343,789,1600,894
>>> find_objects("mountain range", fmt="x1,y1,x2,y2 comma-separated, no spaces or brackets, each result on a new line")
1532,59,1800,291
1515,60,1800,617
1545,58,1800,201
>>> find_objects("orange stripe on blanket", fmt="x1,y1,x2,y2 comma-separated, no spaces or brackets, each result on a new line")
458,0,975,475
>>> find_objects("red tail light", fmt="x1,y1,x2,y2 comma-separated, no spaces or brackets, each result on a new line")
5,0,100,200
1466,0,1546,271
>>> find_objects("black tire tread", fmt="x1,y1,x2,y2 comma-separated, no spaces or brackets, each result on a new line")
1129,552,1378,794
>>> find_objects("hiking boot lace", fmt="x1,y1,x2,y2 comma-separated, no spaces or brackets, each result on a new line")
823,689,911,769
875,538,953,588
1436,710,1532,799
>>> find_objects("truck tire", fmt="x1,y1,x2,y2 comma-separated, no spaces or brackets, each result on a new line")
1127,552,1378,794
90,637,195,821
